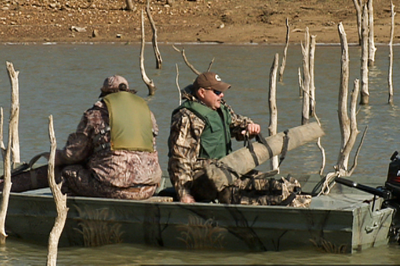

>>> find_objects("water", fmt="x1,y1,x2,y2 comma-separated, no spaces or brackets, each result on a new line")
1,43,400,264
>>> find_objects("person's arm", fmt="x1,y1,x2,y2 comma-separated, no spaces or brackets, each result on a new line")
223,101,260,140
150,111,159,150
168,109,205,203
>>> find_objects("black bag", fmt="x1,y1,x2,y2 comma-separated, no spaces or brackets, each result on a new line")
0,153,51,192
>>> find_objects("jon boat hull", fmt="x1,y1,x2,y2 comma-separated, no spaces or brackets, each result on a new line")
2,184,393,253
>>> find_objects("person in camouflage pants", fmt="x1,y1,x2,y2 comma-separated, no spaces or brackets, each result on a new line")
168,72,262,204
168,72,311,207
4,75,162,200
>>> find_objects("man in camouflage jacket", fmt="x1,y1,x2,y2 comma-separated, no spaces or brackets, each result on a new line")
2,75,162,199
168,72,261,204
53,75,162,199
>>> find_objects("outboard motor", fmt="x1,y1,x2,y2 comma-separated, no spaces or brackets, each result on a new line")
387,151,400,188
335,151,400,244
383,151,400,243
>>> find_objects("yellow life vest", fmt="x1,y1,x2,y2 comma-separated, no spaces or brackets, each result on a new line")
103,91,154,152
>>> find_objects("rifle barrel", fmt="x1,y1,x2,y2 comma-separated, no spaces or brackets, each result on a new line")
335,177,391,200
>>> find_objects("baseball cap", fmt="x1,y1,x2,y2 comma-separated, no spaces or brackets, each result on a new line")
193,72,231,92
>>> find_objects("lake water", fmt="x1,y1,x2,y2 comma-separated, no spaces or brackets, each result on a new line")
0,42,400,265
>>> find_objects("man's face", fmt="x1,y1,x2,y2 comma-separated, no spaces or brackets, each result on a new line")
199,88,224,110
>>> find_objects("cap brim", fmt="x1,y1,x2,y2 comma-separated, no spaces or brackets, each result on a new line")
213,82,231,92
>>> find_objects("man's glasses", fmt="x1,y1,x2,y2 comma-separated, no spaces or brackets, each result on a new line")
205,88,223,96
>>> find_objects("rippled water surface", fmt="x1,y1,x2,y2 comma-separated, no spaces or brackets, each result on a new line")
0,43,400,264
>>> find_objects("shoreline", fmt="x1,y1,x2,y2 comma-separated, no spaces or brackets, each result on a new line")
0,41,397,46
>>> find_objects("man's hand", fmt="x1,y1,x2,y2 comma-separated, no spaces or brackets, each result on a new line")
242,123,261,136
180,194,196,203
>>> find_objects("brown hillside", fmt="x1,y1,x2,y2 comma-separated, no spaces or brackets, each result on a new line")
0,0,398,44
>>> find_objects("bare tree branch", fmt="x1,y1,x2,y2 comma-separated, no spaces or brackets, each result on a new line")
146,0,162,69
279,18,290,82
172,45,201,75
175,64,182,106
140,9,157,96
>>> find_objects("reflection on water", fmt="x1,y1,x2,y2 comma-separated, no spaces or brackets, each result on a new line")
1,239,400,265
1,43,400,264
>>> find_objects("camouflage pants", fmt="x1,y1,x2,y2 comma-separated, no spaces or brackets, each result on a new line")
2,164,156,200
232,172,311,207
191,169,311,207
61,165,157,200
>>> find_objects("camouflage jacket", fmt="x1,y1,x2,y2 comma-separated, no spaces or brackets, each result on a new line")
168,94,255,200
56,99,162,188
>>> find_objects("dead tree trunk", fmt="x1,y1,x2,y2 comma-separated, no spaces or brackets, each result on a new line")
309,35,316,117
301,27,310,125
0,121,11,245
317,24,367,196
0,108,5,160
368,0,377,67
338,22,351,168
268,53,279,172
336,79,361,175
360,3,369,105
125,0,134,11
0,67,20,244
297,67,303,97
140,9,157,96
388,0,395,105
352,0,363,45
6,62,20,164
279,18,290,83
146,0,162,69
46,115,68,266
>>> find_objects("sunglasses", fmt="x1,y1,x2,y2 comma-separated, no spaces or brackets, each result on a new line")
204,88,223,96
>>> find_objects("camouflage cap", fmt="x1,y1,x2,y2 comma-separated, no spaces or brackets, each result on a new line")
99,75,136,97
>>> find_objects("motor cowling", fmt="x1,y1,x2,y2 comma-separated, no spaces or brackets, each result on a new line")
387,151,400,186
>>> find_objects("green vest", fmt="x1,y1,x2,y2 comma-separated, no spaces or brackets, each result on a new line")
103,91,154,152
175,101,232,159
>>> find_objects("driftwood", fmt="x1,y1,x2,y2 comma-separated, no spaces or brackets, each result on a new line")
140,9,157,96
46,115,68,266
172,45,201,75
6,62,20,164
279,18,290,83
367,0,377,66
301,27,310,125
352,0,363,45
360,3,369,105
388,0,395,105
146,0,162,69
268,53,279,171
